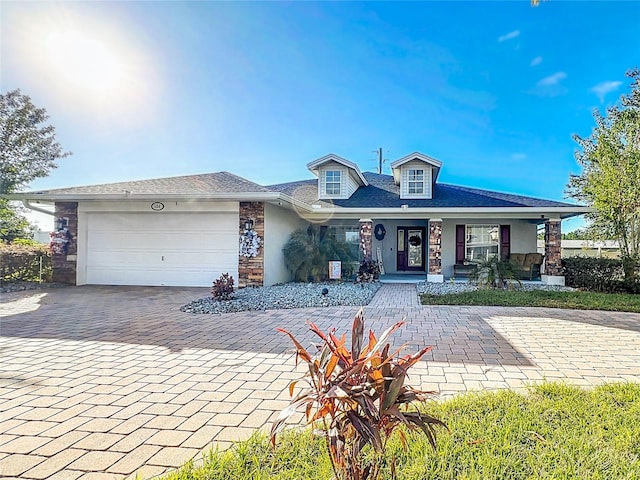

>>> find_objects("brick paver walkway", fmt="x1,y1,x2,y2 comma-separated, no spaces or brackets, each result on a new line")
368,283,420,308
1,285,639,479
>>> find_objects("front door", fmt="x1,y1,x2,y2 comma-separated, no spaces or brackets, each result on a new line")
396,227,426,271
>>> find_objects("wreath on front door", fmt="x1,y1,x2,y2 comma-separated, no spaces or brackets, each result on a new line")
408,235,422,247
374,223,386,241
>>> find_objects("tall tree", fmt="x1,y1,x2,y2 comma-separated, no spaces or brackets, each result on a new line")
0,89,70,194
0,89,70,242
567,69,640,279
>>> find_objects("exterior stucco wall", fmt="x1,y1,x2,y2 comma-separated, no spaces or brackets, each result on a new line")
370,218,429,274
263,203,308,286
441,219,538,278
509,221,538,255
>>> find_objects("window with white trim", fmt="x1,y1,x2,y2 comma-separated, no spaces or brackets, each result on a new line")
325,170,341,195
465,224,500,262
407,169,425,195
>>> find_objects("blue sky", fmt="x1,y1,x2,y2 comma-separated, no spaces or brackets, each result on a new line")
3,1,639,231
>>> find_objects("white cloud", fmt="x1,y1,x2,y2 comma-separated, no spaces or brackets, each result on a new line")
537,72,567,86
498,30,520,42
591,80,623,102
530,56,543,66
511,153,527,161
529,72,568,97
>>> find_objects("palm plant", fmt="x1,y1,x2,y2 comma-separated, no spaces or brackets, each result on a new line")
283,225,357,282
469,255,521,289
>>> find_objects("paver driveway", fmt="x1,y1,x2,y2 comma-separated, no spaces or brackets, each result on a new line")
1,285,639,479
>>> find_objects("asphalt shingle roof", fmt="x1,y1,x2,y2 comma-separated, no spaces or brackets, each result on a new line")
29,170,578,209
33,172,269,195
267,172,578,208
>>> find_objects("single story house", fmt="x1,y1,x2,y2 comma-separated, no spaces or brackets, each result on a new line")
12,152,591,287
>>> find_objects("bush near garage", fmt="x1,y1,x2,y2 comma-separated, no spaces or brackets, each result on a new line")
562,256,640,294
0,243,52,285
212,273,235,301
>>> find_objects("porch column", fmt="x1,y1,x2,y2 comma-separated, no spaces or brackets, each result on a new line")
542,218,564,286
427,218,444,283
359,219,373,260
238,202,264,288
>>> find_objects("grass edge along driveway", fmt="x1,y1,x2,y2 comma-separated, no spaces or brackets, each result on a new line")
420,289,640,313
162,382,640,480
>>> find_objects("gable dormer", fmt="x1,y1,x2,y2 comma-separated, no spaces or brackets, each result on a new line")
307,154,368,200
390,152,442,200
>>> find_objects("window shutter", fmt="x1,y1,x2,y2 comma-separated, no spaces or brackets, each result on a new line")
455,225,465,263
500,225,511,260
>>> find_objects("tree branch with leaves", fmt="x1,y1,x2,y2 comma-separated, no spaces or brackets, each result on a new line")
0,89,70,242
567,68,640,279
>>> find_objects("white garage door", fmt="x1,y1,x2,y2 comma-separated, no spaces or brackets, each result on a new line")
86,212,238,286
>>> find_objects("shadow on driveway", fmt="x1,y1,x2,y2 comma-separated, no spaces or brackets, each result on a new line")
0,286,542,367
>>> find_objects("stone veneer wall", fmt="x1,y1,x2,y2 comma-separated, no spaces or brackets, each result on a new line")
359,219,373,260
52,202,78,285
428,220,442,274
544,219,562,276
238,202,265,288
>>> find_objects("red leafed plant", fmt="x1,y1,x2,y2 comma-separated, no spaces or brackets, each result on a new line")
271,308,447,480
211,273,234,301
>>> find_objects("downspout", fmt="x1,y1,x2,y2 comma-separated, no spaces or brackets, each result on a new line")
22,199,55,216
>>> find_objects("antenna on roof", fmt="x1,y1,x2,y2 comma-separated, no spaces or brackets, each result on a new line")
372,147,389,174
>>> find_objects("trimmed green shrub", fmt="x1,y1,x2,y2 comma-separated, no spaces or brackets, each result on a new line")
0,243,52,285
562,256,640,293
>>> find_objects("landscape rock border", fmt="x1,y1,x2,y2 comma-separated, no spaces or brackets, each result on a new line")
181,282,381,314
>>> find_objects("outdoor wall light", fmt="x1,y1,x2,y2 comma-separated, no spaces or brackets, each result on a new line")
56,217,68,231
244,218,254,231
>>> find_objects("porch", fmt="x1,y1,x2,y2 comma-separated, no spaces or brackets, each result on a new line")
357,217,564,285
379,273,544,285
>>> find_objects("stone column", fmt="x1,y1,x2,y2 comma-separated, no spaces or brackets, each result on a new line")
238,202,265,288
52,202,78,285
359,219,373,260
543,218,564,286
427,218,444,283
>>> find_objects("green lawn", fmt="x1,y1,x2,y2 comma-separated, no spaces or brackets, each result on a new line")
162,383,640,480
420,289,640,312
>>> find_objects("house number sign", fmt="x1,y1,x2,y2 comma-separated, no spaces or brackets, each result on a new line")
151,202,165,211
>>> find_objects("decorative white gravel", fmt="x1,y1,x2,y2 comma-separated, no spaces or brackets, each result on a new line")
181,281,381,314
417,281,575,295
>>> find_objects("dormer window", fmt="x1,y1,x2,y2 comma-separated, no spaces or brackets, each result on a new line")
307,154,368,200
408,169,425,195
391,152,442,200
325,170,341,195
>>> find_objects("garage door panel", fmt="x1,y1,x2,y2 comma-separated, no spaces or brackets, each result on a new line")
86,267,229,287
87,250,237,267
86,212,238,286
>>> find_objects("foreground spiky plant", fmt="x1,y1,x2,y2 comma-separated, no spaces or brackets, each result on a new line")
271,308,447,480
